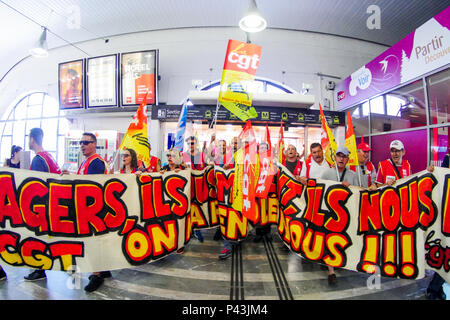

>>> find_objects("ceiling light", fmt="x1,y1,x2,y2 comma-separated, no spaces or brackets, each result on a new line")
239,0,267,33
29,27,48,58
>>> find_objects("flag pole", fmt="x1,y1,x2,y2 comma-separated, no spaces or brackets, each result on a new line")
332,149,340,181
357,165,362,187
109,149,121,173
210,99,220,130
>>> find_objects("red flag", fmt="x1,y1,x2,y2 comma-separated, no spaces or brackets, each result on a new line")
256,124,275,198
119,91,151,167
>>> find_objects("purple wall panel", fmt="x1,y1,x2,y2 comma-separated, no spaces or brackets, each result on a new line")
370,129,427,174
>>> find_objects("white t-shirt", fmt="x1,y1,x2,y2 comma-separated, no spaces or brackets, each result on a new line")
321,167,359,186
299,158,330,179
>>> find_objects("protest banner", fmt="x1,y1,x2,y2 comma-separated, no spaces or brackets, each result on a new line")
0,166,448,283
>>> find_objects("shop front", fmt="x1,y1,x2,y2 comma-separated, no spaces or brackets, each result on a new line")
152,104,345,166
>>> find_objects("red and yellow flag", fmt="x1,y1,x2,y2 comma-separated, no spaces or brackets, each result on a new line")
119,92,151,167
319,102,337,165
345,111,359,166
232,120,258,223
218,39,261,121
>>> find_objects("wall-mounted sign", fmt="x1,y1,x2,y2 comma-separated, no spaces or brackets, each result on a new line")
58,59,84,109
151,104,345,126
87,54,118,108
336,7,450,110
121,50,158,106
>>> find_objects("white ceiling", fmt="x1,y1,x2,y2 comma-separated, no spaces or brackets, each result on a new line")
0,0,449,82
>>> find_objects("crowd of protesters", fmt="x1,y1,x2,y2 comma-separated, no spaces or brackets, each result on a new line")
0,128,446,299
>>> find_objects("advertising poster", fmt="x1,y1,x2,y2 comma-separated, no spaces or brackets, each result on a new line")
58,59,84,109
121,50,157,106
87,55,118,108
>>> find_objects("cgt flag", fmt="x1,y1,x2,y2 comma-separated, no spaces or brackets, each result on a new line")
232,120,259,223
319,102,338,166
218,39,261,121
345,111,359,167
119,92,151,167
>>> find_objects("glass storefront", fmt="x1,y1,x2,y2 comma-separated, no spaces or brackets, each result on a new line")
346,66,449,174
428,68,450,125
159,120,341,166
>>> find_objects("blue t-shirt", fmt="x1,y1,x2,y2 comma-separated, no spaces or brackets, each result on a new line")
31,155,49,173
87,158,106,174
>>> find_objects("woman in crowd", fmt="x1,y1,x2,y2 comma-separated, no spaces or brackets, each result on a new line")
160,149,185,173
120,148,139,173
160,148,191,251
4,145,22,168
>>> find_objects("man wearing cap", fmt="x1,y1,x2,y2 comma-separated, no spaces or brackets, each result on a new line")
320,145,358,285
375,140,411,187
321,146,359,189
350,141,377,188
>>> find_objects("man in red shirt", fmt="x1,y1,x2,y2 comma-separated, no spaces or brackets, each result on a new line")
182,136,206,170
375,140,411,187
23,128,62,281
67,132,110,292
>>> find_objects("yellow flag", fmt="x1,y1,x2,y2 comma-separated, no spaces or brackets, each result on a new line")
319,102,337,165
119,93,151,167
345,111,359,166
232,147,244,212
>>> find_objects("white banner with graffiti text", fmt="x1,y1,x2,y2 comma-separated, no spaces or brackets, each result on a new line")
0,166,448,283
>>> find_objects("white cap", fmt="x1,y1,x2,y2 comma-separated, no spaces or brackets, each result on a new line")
336,146,350,156
390,140,404,150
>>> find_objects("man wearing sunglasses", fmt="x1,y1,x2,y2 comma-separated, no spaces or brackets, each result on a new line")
76,133,108,175
73,132,110,292
182,136,206,170
23,128,62,282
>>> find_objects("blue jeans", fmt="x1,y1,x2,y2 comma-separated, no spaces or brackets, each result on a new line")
223,240,232,251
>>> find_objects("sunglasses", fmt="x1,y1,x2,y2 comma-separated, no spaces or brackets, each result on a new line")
189,142,196,145
79,140,94,146
122,154,130,158
167,154,174,158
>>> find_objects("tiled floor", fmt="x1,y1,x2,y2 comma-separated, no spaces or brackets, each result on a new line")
0,227,443,300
